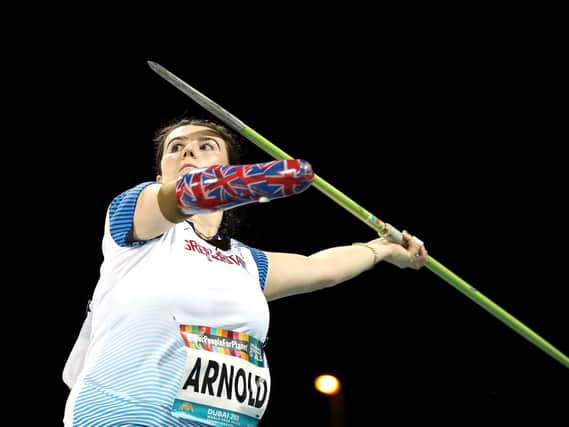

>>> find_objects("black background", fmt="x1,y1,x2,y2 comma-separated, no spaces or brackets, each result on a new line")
12,9,567,426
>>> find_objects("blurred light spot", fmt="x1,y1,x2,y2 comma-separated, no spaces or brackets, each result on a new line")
314,374,341,395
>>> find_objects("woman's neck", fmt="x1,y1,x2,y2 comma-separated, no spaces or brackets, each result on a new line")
190,211,223,240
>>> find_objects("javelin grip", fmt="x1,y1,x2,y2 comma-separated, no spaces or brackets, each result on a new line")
176,159,314,215
382,223,424,247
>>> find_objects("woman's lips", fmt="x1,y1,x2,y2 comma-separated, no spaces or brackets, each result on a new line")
179,163,198,173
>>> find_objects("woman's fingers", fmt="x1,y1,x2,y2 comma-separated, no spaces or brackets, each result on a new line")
403,230,427,269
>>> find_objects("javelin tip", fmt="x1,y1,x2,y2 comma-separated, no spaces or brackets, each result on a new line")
147,60,161,72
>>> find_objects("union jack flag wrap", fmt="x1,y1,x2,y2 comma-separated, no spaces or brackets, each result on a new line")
176,159,313,215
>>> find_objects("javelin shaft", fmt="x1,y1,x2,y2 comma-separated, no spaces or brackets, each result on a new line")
240,126,399,239
147,61,569,369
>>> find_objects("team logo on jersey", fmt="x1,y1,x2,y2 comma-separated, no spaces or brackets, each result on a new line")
184,239,247,269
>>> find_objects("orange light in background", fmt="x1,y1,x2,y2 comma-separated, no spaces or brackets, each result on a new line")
314,374,341,395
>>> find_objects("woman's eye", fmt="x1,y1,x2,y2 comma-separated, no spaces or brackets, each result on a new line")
170,143,183,152
200,139,217,150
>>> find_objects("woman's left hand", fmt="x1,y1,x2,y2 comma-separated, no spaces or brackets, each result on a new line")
370,230,428,269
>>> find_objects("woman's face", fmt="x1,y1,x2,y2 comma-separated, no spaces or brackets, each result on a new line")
157,124,230,183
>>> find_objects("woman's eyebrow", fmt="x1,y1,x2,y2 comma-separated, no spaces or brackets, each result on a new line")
192,130,223,148
166,130,222,149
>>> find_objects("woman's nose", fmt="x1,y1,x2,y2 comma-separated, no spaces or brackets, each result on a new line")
182,145,196,158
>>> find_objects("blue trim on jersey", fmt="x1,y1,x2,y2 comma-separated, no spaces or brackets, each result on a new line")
236,243,268,290
249,247,268,290
109,182,156,247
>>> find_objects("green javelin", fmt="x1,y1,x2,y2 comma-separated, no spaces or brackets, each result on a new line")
147,60,569,370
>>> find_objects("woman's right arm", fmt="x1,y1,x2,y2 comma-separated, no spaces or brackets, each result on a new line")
132,184,175,241
132,159,314,241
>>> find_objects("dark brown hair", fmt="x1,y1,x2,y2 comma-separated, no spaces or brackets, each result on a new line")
153,117,244,244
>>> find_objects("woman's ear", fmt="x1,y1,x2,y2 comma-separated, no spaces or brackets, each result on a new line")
156,175,162,183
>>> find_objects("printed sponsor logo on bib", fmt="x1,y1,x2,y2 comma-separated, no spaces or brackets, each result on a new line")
172,325,270,427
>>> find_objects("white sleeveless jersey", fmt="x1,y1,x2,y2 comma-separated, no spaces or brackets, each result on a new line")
64,182,270,426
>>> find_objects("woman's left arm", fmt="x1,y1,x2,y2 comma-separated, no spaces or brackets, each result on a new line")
263,231,427,301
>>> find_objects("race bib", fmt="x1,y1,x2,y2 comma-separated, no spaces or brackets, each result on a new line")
172,325,270,427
